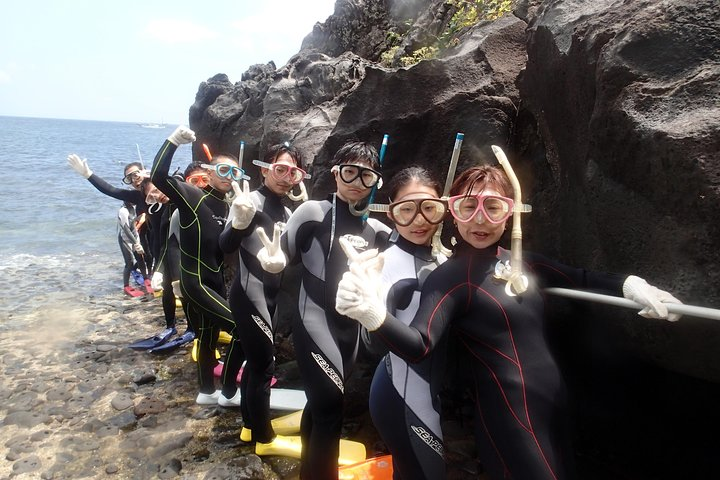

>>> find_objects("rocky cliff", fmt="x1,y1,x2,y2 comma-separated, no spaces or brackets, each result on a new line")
189,0,719,384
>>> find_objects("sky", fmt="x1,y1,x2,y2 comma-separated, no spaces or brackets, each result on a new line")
0,0,336,124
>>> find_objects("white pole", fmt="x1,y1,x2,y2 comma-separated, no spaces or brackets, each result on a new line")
544,288,720,321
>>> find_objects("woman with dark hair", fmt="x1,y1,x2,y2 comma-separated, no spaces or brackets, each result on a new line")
367,166,450,479
218,143,306,447
337,163,681,480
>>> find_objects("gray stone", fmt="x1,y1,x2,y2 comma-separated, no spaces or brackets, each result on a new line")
12,455,42,474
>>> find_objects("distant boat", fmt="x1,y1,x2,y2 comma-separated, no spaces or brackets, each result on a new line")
139,122,166,129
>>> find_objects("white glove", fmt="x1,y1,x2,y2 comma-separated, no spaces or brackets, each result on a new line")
133,243,145,254
335,237,387,331
151,271,164,291
256,224,286,274
67,154,93,179
167,126,196,146
622,275,682,322
171,280,183,298
229,180,256,230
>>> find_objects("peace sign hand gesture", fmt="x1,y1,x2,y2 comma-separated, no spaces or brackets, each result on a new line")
230,180,256,230
335,237,387,331
256,223,286,274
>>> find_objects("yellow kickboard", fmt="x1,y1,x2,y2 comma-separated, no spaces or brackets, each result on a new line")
338,455,393,480
256,435,366,465
271,409,303,435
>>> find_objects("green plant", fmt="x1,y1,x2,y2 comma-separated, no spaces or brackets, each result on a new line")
380,0,515,68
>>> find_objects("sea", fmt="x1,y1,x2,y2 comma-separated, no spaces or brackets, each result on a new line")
0,116,192,330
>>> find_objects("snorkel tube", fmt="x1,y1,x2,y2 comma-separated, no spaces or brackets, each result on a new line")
202,143,213,162
350,134,389,218
431,132,465,258
491,145,530,296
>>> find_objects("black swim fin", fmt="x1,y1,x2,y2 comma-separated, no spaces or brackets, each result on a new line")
149,330,195,354
128,327,177,350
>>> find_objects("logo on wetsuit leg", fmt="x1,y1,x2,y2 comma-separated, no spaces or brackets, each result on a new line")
411,425,444,456
251,314,273,342
311,352,344,393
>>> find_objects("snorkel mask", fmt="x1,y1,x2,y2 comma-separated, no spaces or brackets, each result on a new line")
349,134,388,218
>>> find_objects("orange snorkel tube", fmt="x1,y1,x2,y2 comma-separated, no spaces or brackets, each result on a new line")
491,145,532,296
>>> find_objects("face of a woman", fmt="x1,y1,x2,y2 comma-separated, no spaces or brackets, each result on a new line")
263,152,297,196
390,180,441,246
454,186,508,250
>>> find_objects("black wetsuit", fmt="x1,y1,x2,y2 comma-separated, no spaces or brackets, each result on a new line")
371,241,625,480
281,193,390,479
152,203,179,328
87,175,153,271
219,184,292,441
369,232,447,480
151,141,242,394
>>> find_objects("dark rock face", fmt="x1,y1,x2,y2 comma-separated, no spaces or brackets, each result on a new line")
517,0,720,383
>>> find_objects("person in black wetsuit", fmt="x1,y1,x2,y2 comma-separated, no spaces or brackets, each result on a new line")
218,143,306,448
337,164,682,480
256,141,391,479
150,126,244,404
365,166,449,480
67,154,155,292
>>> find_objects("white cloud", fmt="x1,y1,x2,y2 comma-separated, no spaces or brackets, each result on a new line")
143,19,218,44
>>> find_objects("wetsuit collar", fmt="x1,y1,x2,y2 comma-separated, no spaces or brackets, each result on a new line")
203,186,226,201
390,230,435,262
454,239,503,259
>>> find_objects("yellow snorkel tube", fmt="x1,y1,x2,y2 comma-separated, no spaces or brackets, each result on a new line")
491,145,531,296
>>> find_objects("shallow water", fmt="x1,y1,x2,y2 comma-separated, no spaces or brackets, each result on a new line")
0,116,192,328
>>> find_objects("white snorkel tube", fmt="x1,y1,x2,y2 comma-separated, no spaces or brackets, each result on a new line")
491,145,531,296
431,132,465,258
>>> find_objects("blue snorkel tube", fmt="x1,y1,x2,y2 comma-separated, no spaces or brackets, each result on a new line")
350,133,389,219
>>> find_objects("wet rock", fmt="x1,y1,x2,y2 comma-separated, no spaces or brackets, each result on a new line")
133,397,167,416
111,392,135,410
3,410,50,428
12,454,41,474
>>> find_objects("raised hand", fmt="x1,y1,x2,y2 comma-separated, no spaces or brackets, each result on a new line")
167,126,196,146
67,154,93,179
230,180,256,230
256,223,286,274
335,237,387,331
622,275,683,322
